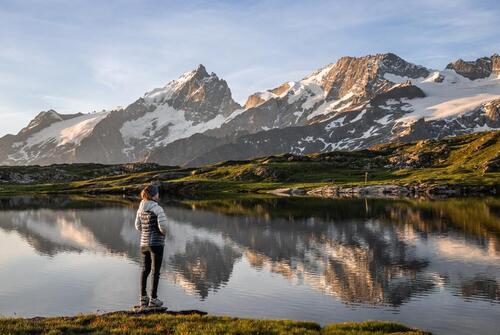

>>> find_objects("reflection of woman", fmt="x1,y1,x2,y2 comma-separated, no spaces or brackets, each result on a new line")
134,185,168,308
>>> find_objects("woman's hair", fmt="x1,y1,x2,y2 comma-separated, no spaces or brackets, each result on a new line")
140,185,159,201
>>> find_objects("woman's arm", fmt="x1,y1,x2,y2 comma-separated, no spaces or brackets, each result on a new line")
135,201,143,231
154,205,168,236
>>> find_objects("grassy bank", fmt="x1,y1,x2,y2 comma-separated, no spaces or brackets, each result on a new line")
0,313,430,335
0,131,498,197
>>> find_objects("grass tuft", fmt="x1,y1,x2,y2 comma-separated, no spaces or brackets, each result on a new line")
0,314,430,335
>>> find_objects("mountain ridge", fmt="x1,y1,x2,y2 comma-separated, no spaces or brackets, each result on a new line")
1,52,499,166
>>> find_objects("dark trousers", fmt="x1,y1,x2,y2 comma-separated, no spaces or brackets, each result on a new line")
140,245,164,299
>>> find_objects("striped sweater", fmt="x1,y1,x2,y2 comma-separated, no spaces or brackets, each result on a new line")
134,200,168,247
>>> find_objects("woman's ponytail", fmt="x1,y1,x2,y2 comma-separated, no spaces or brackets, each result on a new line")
140,184,159,201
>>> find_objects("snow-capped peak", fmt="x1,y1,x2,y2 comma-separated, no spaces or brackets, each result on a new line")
144,64,214,104
27,110,62,128
377,52,430,79
19,110,77,136
302,63,336,85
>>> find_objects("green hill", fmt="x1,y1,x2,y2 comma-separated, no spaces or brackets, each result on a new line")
1,131,498,198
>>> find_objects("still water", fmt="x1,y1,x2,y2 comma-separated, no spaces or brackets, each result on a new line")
0,196,499,334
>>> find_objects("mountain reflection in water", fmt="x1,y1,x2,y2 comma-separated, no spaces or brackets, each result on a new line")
0,196,499,307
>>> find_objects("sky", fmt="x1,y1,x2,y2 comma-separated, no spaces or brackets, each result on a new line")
0,0,499,137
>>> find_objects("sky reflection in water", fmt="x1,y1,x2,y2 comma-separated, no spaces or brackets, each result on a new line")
0,196,499,335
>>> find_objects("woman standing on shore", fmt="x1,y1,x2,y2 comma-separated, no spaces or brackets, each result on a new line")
135,184,168,308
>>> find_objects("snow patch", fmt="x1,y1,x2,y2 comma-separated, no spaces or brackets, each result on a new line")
349,110,366,123
385,99,399,105
376,114,393,125
382,70,500,123
360,126,377,139
422,71,443,83
302,63,335,85
325,115,346,130
307,92,355,120
120,105,227,152
473,124,494,132
23,111,109,148
223,108,247,123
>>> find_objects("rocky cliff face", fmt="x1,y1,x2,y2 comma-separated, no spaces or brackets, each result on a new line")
199,53,429,140
144,64,240,123
1,53,499,166
318,53,429,101
445,54,500,80
484,99,500,122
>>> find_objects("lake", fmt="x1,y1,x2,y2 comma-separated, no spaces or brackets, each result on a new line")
0,196,499,334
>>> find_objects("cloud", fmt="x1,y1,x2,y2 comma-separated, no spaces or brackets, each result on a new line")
0,0,499,136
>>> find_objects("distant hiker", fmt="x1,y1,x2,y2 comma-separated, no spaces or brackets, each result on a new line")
135,184,168,308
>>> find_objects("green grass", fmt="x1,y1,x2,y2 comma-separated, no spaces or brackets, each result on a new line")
1,131,498,197
0,313,430,335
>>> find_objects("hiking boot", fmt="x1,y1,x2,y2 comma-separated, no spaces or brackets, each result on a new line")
149,297,163,308
140,296,150,308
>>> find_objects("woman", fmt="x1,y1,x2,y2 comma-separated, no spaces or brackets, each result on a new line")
135,184,168,308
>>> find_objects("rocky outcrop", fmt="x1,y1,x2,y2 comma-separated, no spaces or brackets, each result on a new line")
492,54,500,75
320,53,428,101
370,81,425,105
244,94,266,109
445,55,498,80
484,154,500,173
484,99,500,121
154,64,241,124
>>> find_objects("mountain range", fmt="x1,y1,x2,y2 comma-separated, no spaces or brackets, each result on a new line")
1,53,499,166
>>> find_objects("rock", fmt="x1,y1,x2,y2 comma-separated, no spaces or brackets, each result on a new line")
483,154,500,173
432,73,445,83
244,94,266,109
371,82,425,105
484,99,500,122
491,54,500,76
387,140,450,169
446,56,493,80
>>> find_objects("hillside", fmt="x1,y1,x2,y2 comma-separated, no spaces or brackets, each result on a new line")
0,131,498,198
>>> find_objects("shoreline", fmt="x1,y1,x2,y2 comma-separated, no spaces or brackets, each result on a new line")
268,183,498,199
1,177,498,200
1,131,498,200
1,180,498,200
0,311,431,334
